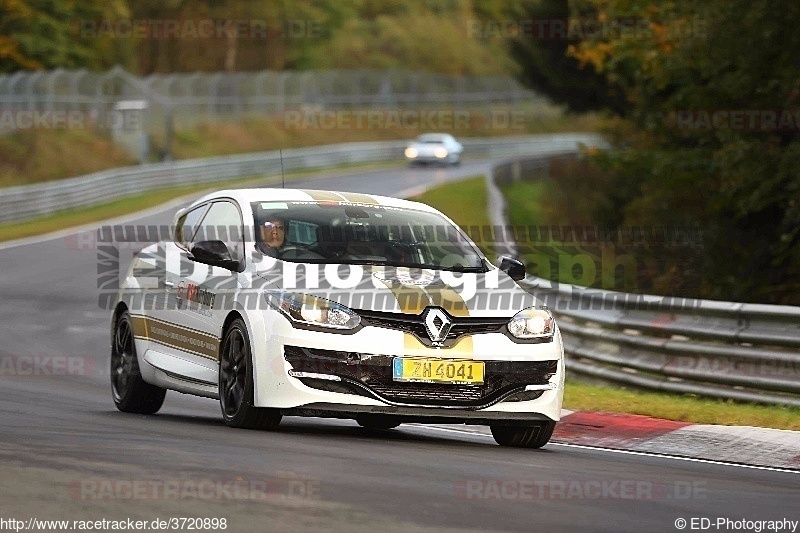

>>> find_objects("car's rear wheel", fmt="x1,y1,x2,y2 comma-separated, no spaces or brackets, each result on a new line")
490,421,556,448
111,311,166,414
356,414,401,430
219,318,282,430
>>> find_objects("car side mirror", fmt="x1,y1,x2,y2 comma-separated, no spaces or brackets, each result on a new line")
498,255,526,281
189,240,241,272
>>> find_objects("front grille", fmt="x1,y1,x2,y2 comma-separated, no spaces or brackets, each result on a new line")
285,345,556,408
370,382,486,403
359,309,508,347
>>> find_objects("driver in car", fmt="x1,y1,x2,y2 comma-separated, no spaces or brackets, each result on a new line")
259,217,286,256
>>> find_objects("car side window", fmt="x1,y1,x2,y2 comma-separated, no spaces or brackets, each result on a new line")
175,205,208,249
192,201,244,262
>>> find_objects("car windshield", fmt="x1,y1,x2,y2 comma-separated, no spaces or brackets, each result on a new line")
417,134,447,143
252,201,486,272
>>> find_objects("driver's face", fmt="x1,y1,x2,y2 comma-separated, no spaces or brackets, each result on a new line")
261,219,285,248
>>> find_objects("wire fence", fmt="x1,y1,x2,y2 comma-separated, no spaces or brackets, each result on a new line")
0,66,537,125
0,66,541,161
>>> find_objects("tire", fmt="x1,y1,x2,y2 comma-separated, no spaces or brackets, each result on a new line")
490,421,556,449
111,311,166,414
219,318,282,430
356,414,401,430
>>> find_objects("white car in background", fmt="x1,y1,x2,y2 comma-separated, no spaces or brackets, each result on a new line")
110,188,564,448
404,133,463,166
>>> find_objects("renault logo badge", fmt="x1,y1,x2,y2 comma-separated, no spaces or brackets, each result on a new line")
423,308,452,344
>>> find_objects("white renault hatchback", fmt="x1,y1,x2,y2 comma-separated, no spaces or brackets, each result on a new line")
110,188,564,448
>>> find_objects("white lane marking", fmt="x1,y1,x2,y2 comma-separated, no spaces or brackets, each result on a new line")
412,425,800,474
549,442,800,475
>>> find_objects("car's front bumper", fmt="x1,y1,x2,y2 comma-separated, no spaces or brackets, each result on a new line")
248,310,565,423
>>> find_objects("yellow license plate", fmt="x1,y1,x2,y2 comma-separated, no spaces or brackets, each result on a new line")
392,358,484,384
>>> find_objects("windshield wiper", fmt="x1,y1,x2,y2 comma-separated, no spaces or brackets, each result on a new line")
337,258,390,266
406,263,487,273
448,266,488,273
319,259,487,273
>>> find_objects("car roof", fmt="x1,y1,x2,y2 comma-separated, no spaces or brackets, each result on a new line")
190,188,440,215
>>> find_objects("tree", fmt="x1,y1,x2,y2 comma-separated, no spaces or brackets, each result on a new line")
505,0,626,113
570,0,800,303
0,0,131,72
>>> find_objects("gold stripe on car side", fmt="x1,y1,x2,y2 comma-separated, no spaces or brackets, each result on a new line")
130,315,219,361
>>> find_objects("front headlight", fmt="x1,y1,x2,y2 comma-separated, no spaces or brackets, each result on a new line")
434,147,448,158
405,147,418,158
266,292,361,330
507,307,555,339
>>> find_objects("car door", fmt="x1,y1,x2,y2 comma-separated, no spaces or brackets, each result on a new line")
172,200,245,380
128,201,208,364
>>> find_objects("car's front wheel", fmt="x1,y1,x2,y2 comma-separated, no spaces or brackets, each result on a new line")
219,318,282,430
490,421,556,448
111,311,166,414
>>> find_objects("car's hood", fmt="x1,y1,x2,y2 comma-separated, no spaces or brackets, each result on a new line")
254,263,538,317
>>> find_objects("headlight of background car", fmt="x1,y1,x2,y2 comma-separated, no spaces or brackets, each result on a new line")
434,147,448,158
507,307,555,339
404,147,418,158
266,292,361,330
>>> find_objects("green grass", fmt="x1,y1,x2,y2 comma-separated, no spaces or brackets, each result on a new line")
413,175,492,228
412,175,496,262
565,378,800,430
413,177,800,431
0,129,136,188
502,180,550,226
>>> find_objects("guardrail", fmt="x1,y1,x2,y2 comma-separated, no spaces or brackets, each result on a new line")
488,155,800,407
0,134,603,224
